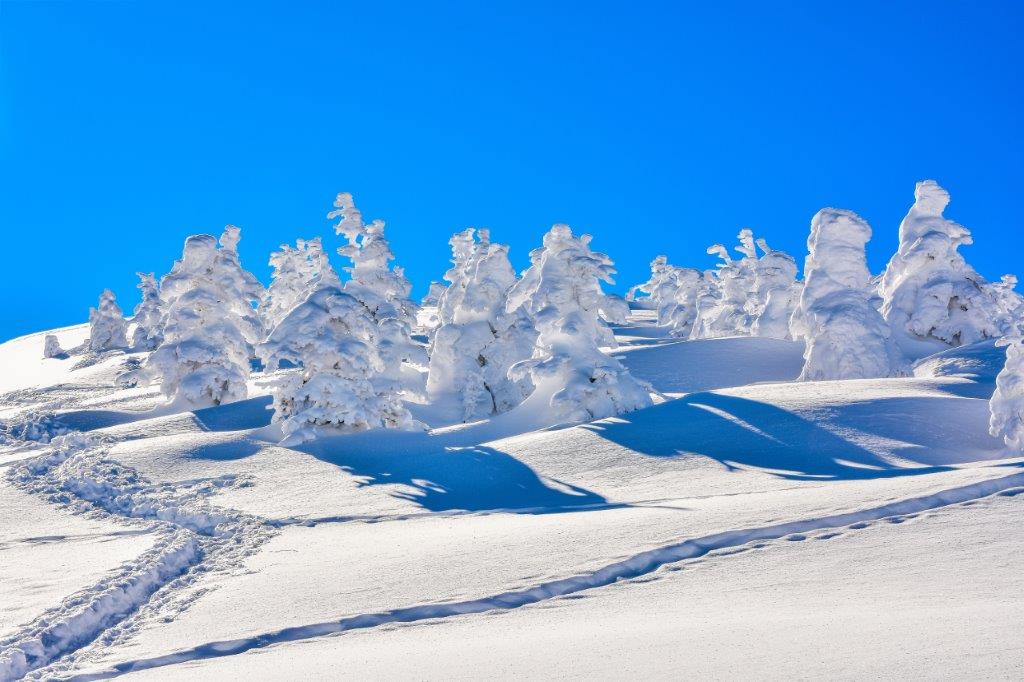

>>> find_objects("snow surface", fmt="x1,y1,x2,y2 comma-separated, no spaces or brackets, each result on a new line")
1,309,1022,679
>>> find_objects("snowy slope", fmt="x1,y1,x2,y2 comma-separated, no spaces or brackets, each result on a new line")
0,312,1021,680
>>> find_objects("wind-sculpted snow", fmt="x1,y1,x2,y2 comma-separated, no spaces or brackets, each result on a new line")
69,469,1024,680
0,431,271,680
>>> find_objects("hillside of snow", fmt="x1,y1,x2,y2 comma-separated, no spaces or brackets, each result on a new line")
2,308,1022,680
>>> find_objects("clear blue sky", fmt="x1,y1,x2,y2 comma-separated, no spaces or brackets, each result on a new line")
1,1,1021,341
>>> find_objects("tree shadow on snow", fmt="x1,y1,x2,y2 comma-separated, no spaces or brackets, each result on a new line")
293,430,610,514
582,392,970,481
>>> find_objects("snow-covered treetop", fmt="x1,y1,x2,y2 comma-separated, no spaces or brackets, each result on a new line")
507,223,618,348
261,237,340,330
88,289,128,352
328,192,416,325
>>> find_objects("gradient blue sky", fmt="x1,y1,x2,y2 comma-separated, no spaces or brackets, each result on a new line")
2,1,1021,341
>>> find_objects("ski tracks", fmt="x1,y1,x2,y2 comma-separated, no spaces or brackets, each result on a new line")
0,432,273,681
66,469,1024,680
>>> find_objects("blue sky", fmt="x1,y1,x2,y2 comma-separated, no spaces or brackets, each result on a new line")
1,1,1021,341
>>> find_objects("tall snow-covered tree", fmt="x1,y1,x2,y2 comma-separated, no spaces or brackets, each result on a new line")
259,286,417,444
426,228,535,421
329,192,425,395
750,238,799,339
260,237,340,331
88,289,128,351
143,229,261,408
130,272,164,350
797,209,900,381
880,180,1006,352
626,256,677,311
507,224,651,422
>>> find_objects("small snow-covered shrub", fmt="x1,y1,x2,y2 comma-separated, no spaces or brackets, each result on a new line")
797,208,900,381
43,334,64,359
88,289,128,352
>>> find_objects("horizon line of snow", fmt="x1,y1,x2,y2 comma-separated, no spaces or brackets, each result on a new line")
71,469,1024,681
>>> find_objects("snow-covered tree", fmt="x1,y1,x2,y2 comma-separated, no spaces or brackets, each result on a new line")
507,224,651,422
43,335,64,359
329,192,425,395
664,267,704,337
427,228,534,420
689,230,759,339
749,238,799,339
880,180,1006,352
797,209,900,381
599,294,630,325
143,229,262,408
130,272,164,350
626,256,677,310
260,237,340,331
88,289,128,352
259,286,417,444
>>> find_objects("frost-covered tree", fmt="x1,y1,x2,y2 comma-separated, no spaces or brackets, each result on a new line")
507,224,651,422
260,237,340,331
990,319,1024,451
88,289,128,352
259,286,417,444
43,335,64,359
626,256,677,310
130,273,164,350
427,228,535,420
664,267,704,337
689,230,759,339
750,238,799,339
143,230,262,408
797,209,900,381
880,180,1006,352
329,192,425,395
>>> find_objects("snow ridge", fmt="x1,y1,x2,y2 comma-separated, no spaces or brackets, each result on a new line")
70,469,1024,680
0,432,272,681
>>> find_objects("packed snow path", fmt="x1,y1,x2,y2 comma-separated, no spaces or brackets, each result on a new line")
0,314,1021,679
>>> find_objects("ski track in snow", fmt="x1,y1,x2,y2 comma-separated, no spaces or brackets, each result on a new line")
0,433,273,681
63,469,1024,681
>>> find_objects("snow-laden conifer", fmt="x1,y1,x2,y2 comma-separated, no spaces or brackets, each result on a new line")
258,286,417,444
689,231,759,338
130,272,164,350
143,229,262,408
507,224,651,422
750,238,799,339
880,180,1006,352
797,209,900,380
426,228,534,420
663,267,704,337
329,192,425,395
88,289,128,352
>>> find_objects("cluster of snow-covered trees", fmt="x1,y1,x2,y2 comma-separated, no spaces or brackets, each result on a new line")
629,180,1022,383
68,179,1024,453
75,193,651,443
